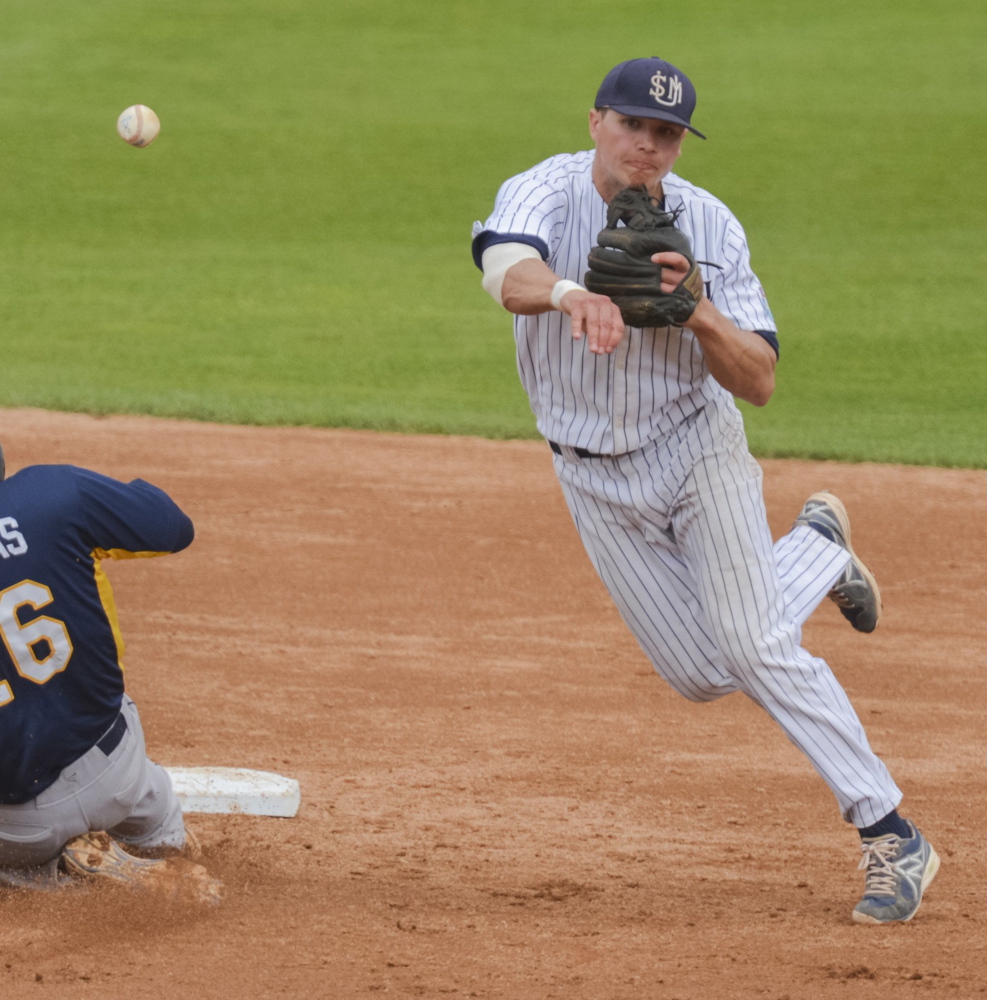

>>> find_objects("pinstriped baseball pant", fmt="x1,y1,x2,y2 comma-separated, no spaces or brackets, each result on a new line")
552,395,902,827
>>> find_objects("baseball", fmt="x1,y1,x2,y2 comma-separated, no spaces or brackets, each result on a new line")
116,105,160,147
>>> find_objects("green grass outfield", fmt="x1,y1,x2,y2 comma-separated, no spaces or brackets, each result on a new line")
1,0,984,467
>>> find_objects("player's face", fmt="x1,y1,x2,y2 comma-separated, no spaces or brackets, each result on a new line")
589,110,685,201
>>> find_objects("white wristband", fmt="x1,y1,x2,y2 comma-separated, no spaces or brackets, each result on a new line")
550,279,585,311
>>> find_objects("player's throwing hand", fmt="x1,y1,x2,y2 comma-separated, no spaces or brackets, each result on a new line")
561,289,625,355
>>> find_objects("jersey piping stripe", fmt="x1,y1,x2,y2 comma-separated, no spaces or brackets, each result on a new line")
92,548,173,562
90,548,171,668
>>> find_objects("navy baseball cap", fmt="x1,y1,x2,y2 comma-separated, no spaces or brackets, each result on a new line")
595,57,706,139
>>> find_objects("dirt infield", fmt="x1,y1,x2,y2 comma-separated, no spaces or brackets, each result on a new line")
1,407,985,999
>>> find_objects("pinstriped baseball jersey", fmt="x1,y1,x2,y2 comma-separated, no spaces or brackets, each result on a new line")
471,151,777,455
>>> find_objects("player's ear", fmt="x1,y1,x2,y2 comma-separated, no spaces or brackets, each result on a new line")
589,108,604,141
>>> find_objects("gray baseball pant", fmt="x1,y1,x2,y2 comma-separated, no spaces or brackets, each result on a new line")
0,696,186,869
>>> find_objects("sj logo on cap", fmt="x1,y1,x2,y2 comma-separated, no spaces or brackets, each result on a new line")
649,71,682,107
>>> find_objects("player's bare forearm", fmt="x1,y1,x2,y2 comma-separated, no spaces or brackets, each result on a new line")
685,299,776,406
650,252,775,405
501,259,625,355
499,259,559,314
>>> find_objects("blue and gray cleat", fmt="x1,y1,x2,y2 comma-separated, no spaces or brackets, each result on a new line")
853,821,940,924
794,491,882,633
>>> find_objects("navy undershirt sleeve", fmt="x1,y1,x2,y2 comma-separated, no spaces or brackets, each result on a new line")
752,330,780,358
471,231,550,270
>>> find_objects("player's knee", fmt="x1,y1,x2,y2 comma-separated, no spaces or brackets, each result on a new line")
655,667,736,703
677,686,725,704
718,637,801,686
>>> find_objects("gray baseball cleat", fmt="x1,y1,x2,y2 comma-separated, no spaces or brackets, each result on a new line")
794,491,882,633
853,821,940,924
62,831,223,905
61,831,169,885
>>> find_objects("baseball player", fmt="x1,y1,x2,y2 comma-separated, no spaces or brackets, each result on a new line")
0,438,204,891
472,57,938,924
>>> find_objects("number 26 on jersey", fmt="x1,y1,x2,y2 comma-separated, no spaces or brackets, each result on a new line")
0,580,74,708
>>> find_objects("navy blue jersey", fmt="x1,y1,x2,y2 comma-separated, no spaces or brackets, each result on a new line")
0,465,193,804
